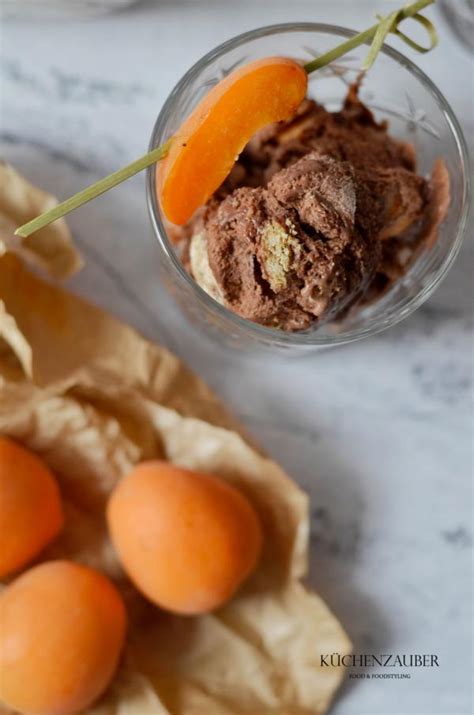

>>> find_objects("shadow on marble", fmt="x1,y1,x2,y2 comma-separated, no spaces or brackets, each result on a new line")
240,407,394,700
306,450,393,706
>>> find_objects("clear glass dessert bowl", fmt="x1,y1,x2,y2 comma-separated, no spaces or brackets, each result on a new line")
147,23,470,350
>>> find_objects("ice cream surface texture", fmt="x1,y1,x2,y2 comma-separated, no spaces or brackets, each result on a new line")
174,86,449,331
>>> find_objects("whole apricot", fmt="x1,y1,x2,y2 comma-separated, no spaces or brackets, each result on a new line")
0,436,64,578
0,560,127,715
107,461,263,615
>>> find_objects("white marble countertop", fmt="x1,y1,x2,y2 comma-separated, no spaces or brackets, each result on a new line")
2,2,473,713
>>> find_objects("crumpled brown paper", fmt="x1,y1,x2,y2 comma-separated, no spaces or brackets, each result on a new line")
0,172,351,715
0,162,83,279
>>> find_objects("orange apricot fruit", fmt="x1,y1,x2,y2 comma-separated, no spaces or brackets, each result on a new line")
0,436,64,579
0,560,127,715
157,56,308,225
107,461,263,615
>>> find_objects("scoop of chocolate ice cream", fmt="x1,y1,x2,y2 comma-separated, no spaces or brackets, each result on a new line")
234,87,417,190
202,152,381,330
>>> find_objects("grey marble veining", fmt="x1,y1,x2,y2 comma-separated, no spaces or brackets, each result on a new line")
1,2,473,714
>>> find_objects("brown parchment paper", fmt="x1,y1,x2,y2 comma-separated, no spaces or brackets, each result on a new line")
0,163,83,279
0,172,351,715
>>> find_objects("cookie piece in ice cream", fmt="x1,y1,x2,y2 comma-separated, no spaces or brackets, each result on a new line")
189,231,224,304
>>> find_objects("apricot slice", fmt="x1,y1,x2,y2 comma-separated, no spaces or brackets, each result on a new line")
0,436,64,579
107,461,263,615
157,56,308,225
0,560,127,715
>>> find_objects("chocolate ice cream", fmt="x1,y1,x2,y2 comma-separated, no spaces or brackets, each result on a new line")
176,85,449,331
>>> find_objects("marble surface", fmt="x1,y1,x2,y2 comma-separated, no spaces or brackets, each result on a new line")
1,2,473,713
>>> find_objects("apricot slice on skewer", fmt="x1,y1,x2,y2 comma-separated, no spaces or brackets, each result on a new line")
157,56,308,225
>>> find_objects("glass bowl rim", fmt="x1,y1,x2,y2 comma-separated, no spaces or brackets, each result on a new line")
147,22,471,348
